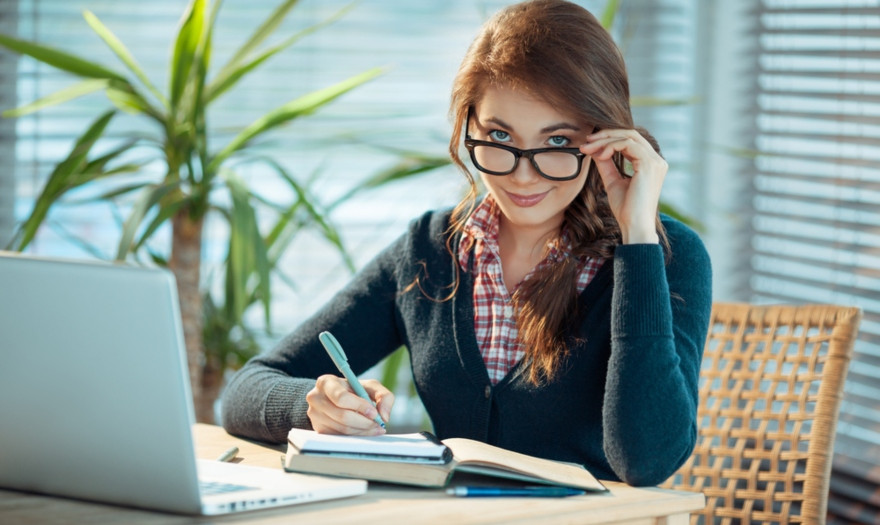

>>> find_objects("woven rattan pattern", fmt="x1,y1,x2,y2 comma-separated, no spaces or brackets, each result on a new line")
661,303,862,524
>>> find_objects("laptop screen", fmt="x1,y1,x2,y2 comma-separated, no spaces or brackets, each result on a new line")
0,253,203,513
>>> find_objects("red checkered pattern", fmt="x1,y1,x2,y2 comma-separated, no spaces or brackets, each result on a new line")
458,197,604,384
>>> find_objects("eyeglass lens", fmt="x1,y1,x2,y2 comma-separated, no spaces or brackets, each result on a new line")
471,144,579,179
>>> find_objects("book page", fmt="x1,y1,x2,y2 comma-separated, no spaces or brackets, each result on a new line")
288,429,449,461
443,438,606,492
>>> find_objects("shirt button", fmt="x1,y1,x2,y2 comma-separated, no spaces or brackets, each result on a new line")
484,385,491,399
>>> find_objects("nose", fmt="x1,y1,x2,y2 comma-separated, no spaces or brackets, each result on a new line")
508,156,542,184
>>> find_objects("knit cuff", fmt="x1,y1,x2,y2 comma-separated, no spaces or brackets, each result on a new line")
612,243,673,337
264,379,316,442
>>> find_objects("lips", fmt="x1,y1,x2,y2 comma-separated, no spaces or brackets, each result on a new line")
505,190,549,207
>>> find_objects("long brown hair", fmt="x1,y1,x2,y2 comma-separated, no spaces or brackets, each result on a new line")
445,0,669,385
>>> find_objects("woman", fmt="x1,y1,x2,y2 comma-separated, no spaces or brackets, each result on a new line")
221,0,712,486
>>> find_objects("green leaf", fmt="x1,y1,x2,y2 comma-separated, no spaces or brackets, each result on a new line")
207,33,296,104
329,154,450,211
630,95,697,107
115,182,180,260
2,79,109,118
223,0,302,70
266,159,356,272
0,33,127,81
134,189,187,252
182,0,216,185
94,163,144,178
83,10,167,107
12,110,117,251
600,0,621,30
83,182,152,203
169,0,207,112
105,80,164,120
223,171,271,325
208,67,385,172
76,138,141,179
47,221,108,260
208,1,356,103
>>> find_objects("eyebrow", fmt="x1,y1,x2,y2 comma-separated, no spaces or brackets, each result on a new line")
482,116,582,134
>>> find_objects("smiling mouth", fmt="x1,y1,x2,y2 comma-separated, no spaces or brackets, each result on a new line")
505,190,549,208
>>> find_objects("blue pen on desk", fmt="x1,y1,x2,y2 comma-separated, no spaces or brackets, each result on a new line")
446,486,586,498
318,331,386,429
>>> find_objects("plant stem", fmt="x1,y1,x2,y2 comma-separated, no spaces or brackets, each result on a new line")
169,209,209,421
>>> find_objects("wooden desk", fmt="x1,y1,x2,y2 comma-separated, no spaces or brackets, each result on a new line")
0,424,704,524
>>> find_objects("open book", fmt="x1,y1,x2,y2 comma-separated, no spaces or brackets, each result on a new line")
284,429,606,492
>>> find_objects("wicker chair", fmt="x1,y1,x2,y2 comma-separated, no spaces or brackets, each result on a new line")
661,303,862,524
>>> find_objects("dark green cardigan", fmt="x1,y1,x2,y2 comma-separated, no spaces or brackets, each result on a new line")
221,209,712,486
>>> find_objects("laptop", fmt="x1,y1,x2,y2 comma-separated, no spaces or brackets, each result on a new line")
0,252,367,515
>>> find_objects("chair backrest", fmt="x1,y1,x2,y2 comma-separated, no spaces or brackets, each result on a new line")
661,302,862,524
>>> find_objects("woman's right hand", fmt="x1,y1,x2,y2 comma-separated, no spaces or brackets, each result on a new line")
306,375,394,435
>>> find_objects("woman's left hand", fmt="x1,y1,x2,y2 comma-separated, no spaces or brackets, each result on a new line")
579,129,667,244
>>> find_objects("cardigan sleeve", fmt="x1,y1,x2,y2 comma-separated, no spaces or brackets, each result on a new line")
601,219,713,486
219,228,410,444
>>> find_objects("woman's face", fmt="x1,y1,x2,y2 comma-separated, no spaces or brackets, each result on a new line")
470,84,591,236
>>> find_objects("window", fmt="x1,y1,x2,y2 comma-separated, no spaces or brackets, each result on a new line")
744,1,880,521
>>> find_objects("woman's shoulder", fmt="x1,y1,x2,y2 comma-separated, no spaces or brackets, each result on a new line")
660,213,706,254
404,206,456,246
659,214,712,282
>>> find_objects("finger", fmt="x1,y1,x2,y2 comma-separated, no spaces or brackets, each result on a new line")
593,155,628,189
306,406,351,435
362,379,395,423
309,375,385,434
582,136,650,162
321,375,381,418
306,386,346,434
581,138,625,160
307,391,386,435
581,128,657,159
586,128,651,147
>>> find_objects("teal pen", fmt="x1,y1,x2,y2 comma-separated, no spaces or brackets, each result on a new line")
318,331,386,429
445,486,586,498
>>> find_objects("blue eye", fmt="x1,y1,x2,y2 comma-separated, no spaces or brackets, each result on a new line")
548,136,570,147
488,130,511,142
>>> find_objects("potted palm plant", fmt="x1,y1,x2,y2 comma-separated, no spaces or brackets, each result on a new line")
0,0,449,422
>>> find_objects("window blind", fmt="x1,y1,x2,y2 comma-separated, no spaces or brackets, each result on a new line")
749,1,880,522
617,0,704,219
0,1,16,248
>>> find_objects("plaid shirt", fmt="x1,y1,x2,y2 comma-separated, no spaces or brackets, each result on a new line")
458,197,604,384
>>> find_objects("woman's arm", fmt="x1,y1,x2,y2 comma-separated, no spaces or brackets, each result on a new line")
220,234,408,444
602,218,713,486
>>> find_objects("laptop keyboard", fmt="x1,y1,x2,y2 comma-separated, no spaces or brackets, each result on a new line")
200,480,258,496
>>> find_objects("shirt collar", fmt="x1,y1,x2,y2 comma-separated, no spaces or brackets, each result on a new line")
458,195,498,271
463,195,500,244
458,195,576,269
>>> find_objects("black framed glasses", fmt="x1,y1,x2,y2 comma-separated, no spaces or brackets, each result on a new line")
463,106,587,181
464,137,586,181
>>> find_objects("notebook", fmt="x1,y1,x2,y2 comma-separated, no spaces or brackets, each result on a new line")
0,251,366,515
